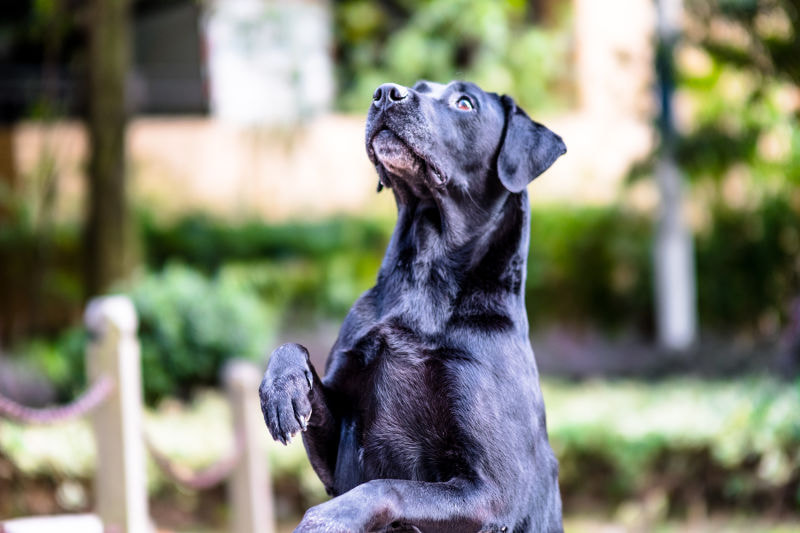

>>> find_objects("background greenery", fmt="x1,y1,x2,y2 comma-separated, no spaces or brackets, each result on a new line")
332,0,571,112
2,378,799,521
5,194,798,405
2,0,800,528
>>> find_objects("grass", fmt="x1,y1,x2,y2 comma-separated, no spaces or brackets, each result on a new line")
2,376,799,528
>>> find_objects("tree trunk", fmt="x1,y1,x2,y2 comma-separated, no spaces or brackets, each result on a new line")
85,0,132,298
0,126,15,220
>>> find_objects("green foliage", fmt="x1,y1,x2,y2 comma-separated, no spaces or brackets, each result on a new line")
696,196,800,329
21,328,88,401
0,196,83,339
333,0,571,112
21,265,278,406
140,214,390,320
546,377,800,510
672,0,800,187
140,213,391,272
126,265,277,405
3,377,800,515
685,0,800,82
12,198,800,403
527,207,654,332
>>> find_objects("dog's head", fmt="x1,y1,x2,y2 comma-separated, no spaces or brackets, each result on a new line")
365,80,566,205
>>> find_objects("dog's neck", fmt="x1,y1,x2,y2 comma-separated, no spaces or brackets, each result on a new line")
374,188,531,335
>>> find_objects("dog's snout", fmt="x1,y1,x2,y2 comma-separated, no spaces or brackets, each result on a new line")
373,83,408,110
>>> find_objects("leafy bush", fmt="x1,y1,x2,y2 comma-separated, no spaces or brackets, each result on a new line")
139,198,800,337
696,197,800,330
140,213,391,272
141,214,390,320
0,205,83,340
546,377,800,512
23,265,278,405
127,265,277,405
527,207,654,332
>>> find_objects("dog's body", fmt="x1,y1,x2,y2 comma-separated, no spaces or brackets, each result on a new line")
260,81,566,532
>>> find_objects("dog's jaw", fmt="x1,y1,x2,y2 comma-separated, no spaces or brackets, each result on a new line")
371,130,424,178
368,128,448,198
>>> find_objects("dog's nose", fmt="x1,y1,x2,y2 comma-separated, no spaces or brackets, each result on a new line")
373,83,408,110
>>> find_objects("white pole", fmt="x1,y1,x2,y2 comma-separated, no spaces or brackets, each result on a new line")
84,296,150,533
224,360,274,533
654,0,698,351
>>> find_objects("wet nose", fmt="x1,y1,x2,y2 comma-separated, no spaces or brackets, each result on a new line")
373,83,408,110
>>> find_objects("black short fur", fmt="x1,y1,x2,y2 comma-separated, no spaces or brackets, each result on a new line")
259,80,567,533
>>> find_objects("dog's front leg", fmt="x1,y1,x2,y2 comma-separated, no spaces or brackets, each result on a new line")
295,478,504,533
259,343,338,490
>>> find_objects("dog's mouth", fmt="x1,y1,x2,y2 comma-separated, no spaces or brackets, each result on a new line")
368,129,447,190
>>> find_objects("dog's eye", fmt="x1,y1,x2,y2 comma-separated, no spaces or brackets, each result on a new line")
454,96,475,111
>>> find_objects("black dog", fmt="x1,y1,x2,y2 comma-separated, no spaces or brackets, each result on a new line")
259,80,566,532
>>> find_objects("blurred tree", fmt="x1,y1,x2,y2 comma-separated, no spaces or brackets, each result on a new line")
85,0,133,298
630,0,800,344
332,0,571,112
679,0,800,335
685,0,800,84
677,0,800,186
528,0,559,26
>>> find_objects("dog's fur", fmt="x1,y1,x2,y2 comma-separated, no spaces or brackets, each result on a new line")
259,80,566,532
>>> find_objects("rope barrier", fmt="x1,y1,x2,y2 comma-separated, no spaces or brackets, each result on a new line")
0,376,114,424
144,427,245,490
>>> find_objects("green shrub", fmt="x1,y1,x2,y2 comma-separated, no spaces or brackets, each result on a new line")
140,213,391,273
127,264,277,405
23,265,278,405
527,207,654,332
141,214,390,321
546,377,800,512
139,198,800,337
696,197,800,330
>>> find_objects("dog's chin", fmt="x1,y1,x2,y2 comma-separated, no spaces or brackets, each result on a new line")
370,130,447,196
372,130,424,179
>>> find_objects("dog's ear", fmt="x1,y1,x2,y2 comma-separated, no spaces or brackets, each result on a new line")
497,95,566,193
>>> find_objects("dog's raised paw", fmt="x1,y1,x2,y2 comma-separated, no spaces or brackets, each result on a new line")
259,344,314,445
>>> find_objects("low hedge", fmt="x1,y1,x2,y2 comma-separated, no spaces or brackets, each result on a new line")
139,196,800,335
5,197,800,402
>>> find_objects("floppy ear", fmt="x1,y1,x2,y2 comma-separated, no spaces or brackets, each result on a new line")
497,95,566,193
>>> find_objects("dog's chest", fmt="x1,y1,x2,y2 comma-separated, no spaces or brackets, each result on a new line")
335,319,473,486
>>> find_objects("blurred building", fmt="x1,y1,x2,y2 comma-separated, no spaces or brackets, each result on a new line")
205,0,334,124
4,0,661,222
0,0,334,124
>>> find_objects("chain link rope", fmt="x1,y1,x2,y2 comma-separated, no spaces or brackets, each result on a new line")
144,427,246,490
0,376,114,424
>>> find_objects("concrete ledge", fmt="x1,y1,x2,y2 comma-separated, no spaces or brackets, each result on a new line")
2,514,103,533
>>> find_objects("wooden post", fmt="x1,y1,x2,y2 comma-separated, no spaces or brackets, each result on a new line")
84,295,149,533
224,360,274,533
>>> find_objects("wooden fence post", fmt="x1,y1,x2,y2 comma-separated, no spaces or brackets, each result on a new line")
85,295,149,533
224,360,274,533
